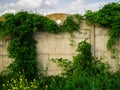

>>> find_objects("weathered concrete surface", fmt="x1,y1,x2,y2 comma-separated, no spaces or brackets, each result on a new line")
0,41,12,71
0,19,120,75
34,27,90,75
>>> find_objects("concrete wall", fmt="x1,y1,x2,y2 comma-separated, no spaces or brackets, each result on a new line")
34,22,90,75
95,25,120,72
0,20,120,75
0,40,12,71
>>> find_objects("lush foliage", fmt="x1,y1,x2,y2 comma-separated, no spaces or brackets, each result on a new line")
0,40,120,90
61,14,82,33
84,2,120,50
2,72,39,90
0,11,81,80
1,12,38,80
0,2,120,90
51,40,120,90
0,11,82,88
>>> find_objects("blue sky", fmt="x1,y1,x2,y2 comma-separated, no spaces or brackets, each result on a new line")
0,0,119,15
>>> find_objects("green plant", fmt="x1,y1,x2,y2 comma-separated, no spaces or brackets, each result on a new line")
1,39,120,90
51,58,73,76
0,11,82,81
1,3,120,89
0,11,83,90
85,2,120,50
38,76,66,90
69,39,75,46
2,71,39,90
0,72,5,90
0,12,39,80
73,14,83,25
60,15,81,33
51,40,120,90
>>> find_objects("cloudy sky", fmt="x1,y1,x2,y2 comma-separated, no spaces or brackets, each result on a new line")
0,0,119,15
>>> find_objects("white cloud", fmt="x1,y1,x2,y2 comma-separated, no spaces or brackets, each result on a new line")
4,3,15,9
70,0,83,6
44,0,59,6
16,0,43,9
3,0,59,10
0,0,60,15
0,0,44,14
0,0,117,15
1,9,16,15
69,1,107,14
3,0,43,10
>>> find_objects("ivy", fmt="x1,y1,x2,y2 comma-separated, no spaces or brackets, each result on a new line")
0,11,82,80
0,2,120,81
61,14,82,33
1,12,39,80
0,3,120,89
85,2,120,50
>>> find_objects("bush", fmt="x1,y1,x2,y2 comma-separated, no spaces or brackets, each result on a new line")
2,71,39,90
51,40,120,90
0,40,120,90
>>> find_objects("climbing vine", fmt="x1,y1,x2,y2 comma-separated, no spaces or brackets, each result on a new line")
0,2,120,90
0,2,120,81
61,14,82,33
0,11,81,80
84,2,120,50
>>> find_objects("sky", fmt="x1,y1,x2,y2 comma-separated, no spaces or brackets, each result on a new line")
0,0,119,15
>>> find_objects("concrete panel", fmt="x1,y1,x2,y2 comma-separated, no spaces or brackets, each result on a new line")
34,30,90,39
34,32,57,39
80,20,92,30
95,51,118,72
36,37,86,55
0,55,12,71
37,55,49,76
47,70,62,76
95,26,108,35
64,30,90,39
1,46,8,55
115,39,120,50
35,31,90,57
37,55,49,70
95,35,108,52
47,54,74,75
0,41,9,55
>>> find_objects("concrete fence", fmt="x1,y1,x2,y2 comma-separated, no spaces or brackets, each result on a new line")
0,20,120,75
